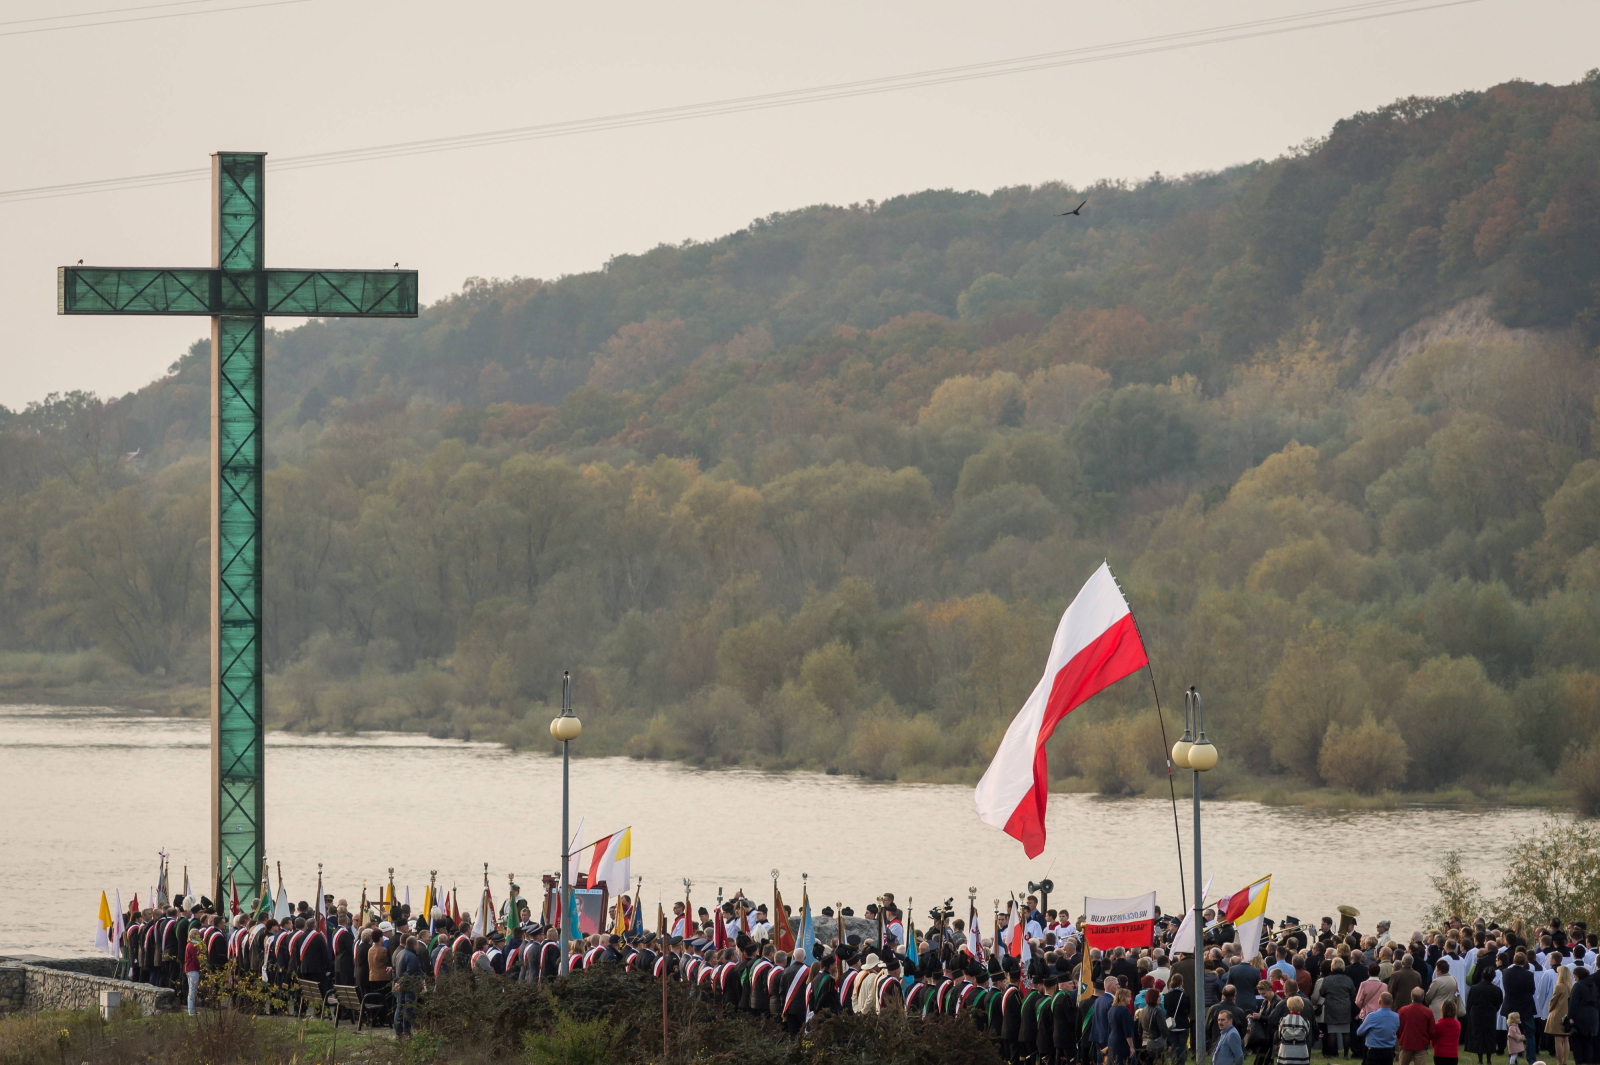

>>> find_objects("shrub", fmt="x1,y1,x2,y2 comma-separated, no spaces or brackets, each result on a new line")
1562,742,1600,817
1318,716,1409,794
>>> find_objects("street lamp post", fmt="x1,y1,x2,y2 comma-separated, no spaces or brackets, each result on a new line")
550,670,582,975
1172,686,1217,1065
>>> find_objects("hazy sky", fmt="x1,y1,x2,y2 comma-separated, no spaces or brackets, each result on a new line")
2,0,1596,409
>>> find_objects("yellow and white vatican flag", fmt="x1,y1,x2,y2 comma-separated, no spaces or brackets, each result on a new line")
95,891,117,957
1218,875,1272,962
588,827,632,895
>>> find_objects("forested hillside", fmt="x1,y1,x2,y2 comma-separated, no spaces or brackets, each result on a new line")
5,74,1600,804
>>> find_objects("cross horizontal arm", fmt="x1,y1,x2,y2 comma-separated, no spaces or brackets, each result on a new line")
58,267,418,317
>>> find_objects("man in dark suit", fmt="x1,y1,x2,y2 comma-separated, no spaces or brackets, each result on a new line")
1501,952,1537,1055
1206,984,1250,1051
1229,956,1265,1012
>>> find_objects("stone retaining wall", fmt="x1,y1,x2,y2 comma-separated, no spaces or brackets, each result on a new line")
0,965,174,1015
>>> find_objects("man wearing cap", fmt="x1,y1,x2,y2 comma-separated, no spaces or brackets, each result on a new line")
906,956,938,1017
839,946,862,1015
749,943,777,1015
853,953,887,1014
1053,974,1080,1064
1036,970,1060,1064
877,953,904,1011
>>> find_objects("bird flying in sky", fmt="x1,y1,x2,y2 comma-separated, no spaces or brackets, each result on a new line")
1058,200,1087,217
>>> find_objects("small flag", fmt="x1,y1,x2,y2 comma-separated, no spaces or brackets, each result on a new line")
798,888,814,963
421,883,434,931
95,891,116,957
129,892,139,916
905,911,918,967
229,870,240,917
657,902,666,936
712,904,728,949
473,885,495,938
182,864,190,906
112,890,125,956
967,899,985,961
155,853,169,908
773,880,795,952
1007,900,1025,961
274,885,291,920
587,827,630,894
1219,875,1272,962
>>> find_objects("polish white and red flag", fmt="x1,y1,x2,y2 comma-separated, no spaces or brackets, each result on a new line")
973,561,1148,857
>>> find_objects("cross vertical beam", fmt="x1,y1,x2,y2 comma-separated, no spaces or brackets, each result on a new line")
211,153,266,896
56,153,417,904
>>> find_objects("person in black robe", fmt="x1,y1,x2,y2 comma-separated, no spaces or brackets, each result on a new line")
332,918,356,986
991,973,1011,1051
1465,977,1504,1063
1568,968,1598,1065
1038,972,1059,1064
811,952,841,1015
750,947,776,1016
205,918,228,971
1054,977,1081,1065
1020,970,1044,1058
540,931,562,982
780,957,809,1036
1003,962,1026,1062
879,954,905,1012
124,916,144,983
301,923,334,996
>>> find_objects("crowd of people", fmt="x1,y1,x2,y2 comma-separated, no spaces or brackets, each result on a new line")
113,889,1600,1065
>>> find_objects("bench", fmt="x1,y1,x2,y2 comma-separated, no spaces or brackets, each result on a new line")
294,977,332,1019
331,984,375,1029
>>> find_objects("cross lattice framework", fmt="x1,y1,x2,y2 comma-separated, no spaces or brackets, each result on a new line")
59,153,418,900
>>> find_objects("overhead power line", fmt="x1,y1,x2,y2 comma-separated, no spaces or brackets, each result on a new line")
0,0,312,38
0,0,1486,205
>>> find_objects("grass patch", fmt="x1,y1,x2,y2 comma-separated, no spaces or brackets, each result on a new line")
0,1008,396,1065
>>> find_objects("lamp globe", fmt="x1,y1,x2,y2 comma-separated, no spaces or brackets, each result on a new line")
1187,740,1217,772
550,715,582,742
1170,738,1193,768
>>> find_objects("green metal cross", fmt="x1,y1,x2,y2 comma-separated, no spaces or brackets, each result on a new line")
58,152,418,900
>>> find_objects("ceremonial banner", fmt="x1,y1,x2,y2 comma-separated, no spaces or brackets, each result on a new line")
1082,892,1157,951
571,887,608,935
974,562,1149,857
798,890,813,963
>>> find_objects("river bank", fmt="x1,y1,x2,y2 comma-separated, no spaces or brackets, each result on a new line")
0,702,1569,956
4,649,1574,814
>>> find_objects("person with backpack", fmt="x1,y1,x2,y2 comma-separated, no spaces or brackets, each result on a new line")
1277,997,1314,1065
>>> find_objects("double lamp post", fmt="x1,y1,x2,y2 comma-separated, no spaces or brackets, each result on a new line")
1169,686,1217,1065
549,670,582,976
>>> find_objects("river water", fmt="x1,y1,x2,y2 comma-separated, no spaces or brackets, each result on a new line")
0,703,1554,957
